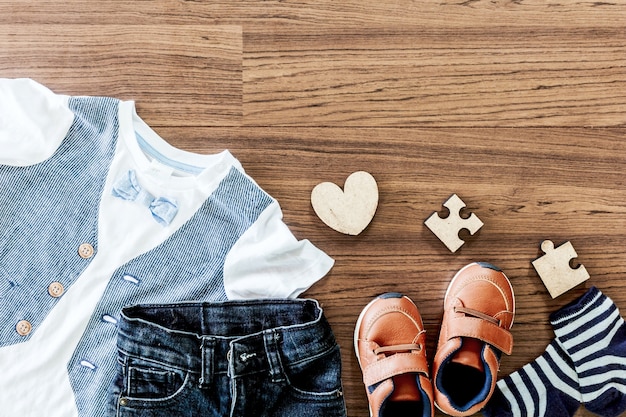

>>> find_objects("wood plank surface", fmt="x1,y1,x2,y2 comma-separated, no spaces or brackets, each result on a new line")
243,27,626,127
1,1,626,416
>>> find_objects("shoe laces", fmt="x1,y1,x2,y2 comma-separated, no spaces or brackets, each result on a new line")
454,306,500,325
373,330,425,355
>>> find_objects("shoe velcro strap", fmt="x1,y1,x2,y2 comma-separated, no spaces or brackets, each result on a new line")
447,316,513,355
363,351,429,387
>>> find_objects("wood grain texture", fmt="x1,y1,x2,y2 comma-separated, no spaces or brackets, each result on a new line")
1,1,626,416
0,25,242,125
243,27,626,127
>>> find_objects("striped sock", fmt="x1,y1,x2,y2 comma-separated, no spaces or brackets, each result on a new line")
482,340,581,417
551,286,626,417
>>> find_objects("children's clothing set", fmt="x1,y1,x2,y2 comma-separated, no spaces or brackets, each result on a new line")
0,79,346,417
3,78,626,417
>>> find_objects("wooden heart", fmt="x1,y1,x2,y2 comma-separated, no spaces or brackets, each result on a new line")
311,171,378,235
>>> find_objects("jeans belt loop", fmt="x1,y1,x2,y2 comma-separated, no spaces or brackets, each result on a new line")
199,337,215,388
263,330,285,383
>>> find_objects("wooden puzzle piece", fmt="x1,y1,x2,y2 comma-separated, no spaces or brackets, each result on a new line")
424,194,484,252
311,171,378,235
532,240,590,299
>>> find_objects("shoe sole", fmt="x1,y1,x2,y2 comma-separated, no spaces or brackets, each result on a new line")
354,295,387,368
353,295,384,417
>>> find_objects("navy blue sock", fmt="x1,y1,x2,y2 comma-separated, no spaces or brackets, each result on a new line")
551,287,626,417
482,340,581,417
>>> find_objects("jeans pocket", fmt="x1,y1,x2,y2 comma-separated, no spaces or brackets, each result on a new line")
283,344,344,400
127,365,184,399
120,357,191,406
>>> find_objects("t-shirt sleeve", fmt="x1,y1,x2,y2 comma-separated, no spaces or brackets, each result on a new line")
0,78,74,166
223,200,335,299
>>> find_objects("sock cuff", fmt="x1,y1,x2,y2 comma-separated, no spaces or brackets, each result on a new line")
550,287,624,361
550,287,604,329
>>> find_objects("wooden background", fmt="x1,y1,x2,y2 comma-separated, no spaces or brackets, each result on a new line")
1,1,625,416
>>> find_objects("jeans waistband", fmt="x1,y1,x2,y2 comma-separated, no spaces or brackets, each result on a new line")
116,298,337,385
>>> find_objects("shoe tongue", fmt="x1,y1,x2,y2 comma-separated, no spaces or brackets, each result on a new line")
450,338,484,371
390,374,421,401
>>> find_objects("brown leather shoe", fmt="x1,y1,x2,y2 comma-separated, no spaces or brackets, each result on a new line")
354,293,434,417
432,262,515,416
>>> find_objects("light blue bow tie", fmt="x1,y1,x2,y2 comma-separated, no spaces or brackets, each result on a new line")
111,170,178,226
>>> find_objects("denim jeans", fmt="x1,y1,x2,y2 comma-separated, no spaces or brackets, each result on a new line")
107,299,346,417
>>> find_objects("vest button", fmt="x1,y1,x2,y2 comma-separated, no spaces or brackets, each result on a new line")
16,320,32,336
48,281,65,298
78,243,94,259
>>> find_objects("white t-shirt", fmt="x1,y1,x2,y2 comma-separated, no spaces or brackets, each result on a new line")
0,78,334,416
